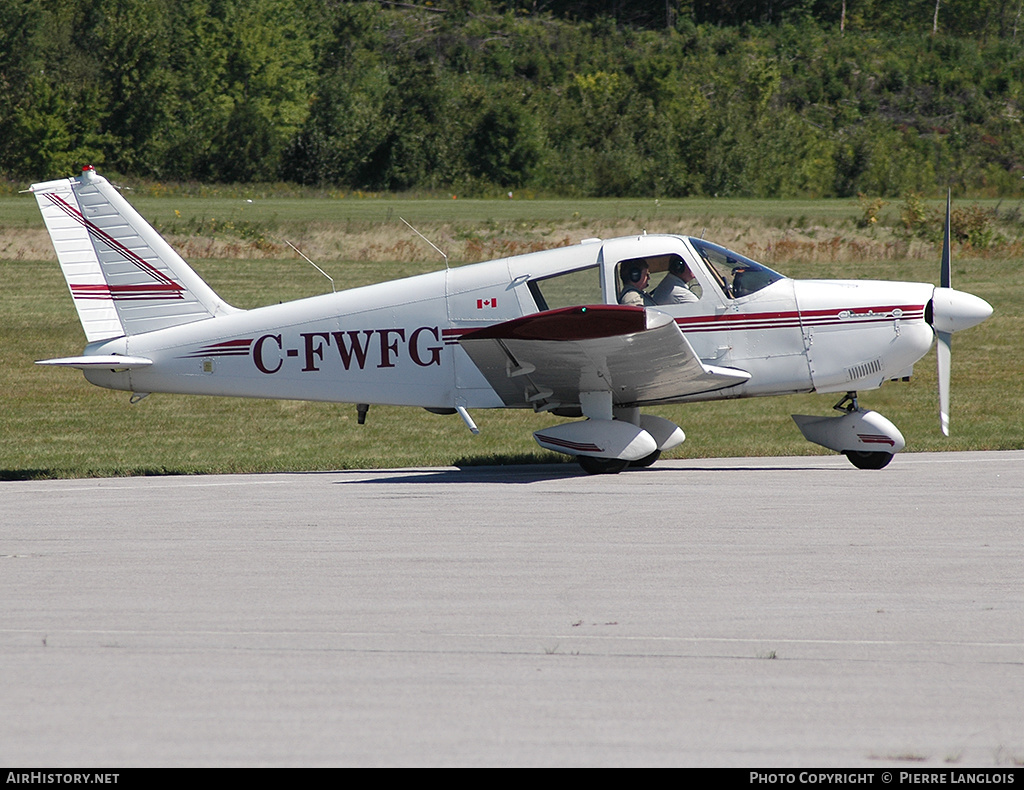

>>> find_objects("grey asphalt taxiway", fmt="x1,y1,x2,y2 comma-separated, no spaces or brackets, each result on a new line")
2,451,1022,767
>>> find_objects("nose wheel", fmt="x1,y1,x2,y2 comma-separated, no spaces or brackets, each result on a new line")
576,449,662,474
794,391,905,469
577,456,629,475
843,450,894,469
629,449,662,468
834,393,894,469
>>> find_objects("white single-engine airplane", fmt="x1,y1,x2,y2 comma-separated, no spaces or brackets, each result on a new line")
30,166,992,473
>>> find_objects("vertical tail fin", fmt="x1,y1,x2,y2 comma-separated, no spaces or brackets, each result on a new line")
30,166,238,342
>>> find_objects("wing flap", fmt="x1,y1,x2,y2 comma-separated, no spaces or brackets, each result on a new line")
458,305,749,409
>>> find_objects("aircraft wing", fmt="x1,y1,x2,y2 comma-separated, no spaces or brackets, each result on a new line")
458,305,749,410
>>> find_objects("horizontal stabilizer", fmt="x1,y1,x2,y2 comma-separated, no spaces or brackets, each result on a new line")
36,355,154,370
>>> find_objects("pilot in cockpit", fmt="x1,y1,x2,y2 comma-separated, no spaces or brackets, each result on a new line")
652,255,700,305
618,260,656,306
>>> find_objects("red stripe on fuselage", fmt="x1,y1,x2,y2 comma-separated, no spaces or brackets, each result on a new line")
675,305,924,333
446,304,926,345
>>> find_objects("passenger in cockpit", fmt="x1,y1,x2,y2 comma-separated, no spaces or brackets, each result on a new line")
652,256,700,304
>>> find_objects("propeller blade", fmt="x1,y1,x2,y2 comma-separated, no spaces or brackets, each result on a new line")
939,188,952,436
941,188,951,289
937,329,952,436
929,189,991,436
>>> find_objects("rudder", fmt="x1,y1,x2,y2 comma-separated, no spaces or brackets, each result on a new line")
30,166,238,341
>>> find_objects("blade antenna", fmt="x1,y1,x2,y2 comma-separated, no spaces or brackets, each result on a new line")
283,239,335,293
401,217,449,270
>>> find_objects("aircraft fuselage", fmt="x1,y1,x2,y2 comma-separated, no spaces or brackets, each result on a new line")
80,235,936,412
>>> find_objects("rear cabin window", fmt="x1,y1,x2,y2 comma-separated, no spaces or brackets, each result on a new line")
528,265,601,311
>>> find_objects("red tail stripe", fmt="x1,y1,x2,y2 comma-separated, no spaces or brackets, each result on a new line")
70,283,184,300
46,192,182,289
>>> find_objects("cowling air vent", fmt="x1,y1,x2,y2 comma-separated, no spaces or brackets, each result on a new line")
846,358,882,382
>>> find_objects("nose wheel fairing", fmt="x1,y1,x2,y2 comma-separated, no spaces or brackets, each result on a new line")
793,392,905,469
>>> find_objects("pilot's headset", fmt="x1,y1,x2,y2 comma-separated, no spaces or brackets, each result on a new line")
622,261,646,284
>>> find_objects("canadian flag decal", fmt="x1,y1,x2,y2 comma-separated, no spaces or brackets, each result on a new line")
476,298,498,309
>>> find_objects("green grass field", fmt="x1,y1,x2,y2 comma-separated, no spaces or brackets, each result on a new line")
2,192,1021,479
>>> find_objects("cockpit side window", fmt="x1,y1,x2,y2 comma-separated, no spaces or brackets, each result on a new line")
688,238,785,298
617,253,703,306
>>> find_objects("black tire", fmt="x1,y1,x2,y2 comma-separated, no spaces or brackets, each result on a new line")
628,450,662,469
843,451,894,470
578,456,629,475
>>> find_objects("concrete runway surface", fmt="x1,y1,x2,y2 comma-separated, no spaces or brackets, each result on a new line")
2,451,1022,767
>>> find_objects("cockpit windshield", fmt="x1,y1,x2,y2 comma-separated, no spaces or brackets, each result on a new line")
688,238,786,298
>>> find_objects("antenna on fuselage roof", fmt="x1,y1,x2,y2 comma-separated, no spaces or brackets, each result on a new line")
700,227,707,239
282,239,335,293
400,217,449,270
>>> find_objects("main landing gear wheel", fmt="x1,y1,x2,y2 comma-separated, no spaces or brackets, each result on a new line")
578,456,629,475
843,451,894,470
629,449,661,469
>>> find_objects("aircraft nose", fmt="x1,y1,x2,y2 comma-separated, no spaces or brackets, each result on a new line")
929,287,993,334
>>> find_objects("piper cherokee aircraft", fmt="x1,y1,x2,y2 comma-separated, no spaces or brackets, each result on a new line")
29,166,992,474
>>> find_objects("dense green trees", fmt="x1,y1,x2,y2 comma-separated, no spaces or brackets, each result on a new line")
3,0,1023,197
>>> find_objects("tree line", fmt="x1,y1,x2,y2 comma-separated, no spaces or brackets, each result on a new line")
2,0,1023,198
